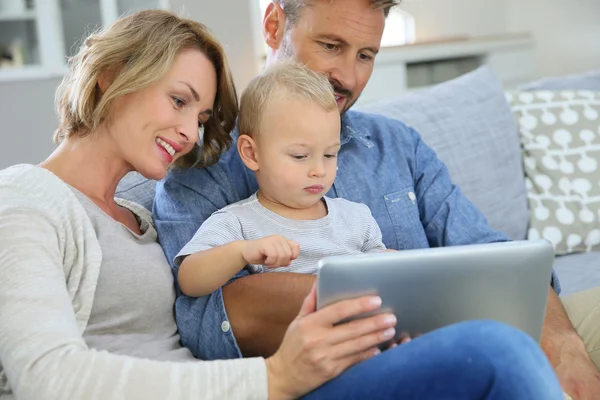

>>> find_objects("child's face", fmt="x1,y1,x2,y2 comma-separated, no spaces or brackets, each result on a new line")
253,97,341,210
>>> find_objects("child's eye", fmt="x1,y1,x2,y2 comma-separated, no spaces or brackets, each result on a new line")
325,154,337,159
291,155,307,160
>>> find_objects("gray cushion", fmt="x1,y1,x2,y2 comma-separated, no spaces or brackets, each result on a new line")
520,69,600,91
509,90,600,255
354,66,529,240
115,172,156,212
554,252,600,296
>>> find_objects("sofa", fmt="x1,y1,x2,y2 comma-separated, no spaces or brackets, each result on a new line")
116,65,600,297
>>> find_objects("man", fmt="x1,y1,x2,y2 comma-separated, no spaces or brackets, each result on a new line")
154,1,600,397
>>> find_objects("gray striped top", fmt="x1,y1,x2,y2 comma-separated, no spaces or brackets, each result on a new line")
176,192,386,275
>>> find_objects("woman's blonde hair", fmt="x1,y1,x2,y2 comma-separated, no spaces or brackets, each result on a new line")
238,60,336,137
54,9,237,168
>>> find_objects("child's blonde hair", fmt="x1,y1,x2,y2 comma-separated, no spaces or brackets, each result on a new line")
238,60,336,137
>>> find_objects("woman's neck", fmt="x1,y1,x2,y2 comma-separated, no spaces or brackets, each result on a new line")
40,133,131,207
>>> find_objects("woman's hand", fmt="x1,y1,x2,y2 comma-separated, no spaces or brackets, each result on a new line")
265,283,397,400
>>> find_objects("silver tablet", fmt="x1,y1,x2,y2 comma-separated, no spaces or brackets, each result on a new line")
316,239,555,343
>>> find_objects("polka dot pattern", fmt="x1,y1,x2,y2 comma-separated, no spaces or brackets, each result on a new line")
510,90,600,254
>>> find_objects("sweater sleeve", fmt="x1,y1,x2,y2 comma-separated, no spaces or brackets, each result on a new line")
0,191,268,399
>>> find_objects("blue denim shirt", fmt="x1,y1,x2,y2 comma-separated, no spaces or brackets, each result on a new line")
154,110,560,360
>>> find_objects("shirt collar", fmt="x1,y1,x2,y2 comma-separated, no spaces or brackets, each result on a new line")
341,111,373,147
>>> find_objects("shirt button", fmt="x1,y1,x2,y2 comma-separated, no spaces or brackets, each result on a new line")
408,191,416,202
221,321,231,333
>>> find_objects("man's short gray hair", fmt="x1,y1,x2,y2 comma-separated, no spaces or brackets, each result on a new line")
272,0,401,25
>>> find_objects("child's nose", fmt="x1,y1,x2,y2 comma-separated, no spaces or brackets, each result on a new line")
310,161,326,177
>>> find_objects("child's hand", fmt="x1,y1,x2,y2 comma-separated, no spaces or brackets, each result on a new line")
242,235,301,269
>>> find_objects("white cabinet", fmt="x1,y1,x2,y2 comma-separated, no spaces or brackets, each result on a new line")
357,33,536,106
0,0,169,82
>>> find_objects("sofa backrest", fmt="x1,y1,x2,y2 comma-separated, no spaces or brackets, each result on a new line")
115,172,156,212
519,69,600,91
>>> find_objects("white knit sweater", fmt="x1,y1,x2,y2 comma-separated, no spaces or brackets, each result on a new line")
0,164,268,400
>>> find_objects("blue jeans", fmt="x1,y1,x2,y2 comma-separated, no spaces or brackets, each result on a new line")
303,320,563,399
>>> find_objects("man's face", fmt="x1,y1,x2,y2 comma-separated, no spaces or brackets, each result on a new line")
269,0,385,114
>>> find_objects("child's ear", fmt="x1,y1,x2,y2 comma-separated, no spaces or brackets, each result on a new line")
237,134,260,171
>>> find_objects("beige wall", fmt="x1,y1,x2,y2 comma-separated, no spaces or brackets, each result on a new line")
170,0,262,91
506,0,600,77
0,77,62,168
402,0,508,40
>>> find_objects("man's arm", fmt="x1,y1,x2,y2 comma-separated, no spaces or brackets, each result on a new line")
405,126,509,247
224,272,315,357
542,288,600,398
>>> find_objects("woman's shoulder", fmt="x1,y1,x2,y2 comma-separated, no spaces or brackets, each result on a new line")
0,164,82,220
0,163,69,194
0,163,101,267
0,163,39,181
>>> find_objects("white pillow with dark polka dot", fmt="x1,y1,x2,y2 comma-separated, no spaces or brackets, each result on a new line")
508,90,600,255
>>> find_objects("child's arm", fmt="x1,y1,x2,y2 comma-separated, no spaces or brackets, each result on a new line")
178,235,300,297
178,241,246,297
360,205,388,253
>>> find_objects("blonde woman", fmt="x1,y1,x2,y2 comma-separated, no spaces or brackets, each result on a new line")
0,9,562,400
0,10,396,399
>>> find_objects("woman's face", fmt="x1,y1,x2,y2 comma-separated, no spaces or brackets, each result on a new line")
107,48,217,180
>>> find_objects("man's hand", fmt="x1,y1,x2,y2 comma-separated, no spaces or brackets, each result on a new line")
241,235,300,269
554,348,600,400
542,288,600,399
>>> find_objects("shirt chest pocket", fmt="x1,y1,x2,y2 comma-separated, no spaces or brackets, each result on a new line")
384,187,428,250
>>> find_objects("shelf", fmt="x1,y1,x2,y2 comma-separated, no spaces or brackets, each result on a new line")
375,33,534,65
0,9,36,22
0,65,65,82
356,32,536,106
0,0,170,84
